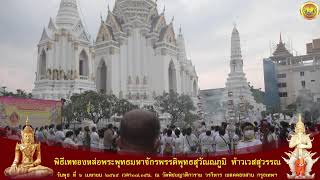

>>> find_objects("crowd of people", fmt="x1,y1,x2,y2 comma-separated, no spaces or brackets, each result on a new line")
0,110,319,156
1,123,120,152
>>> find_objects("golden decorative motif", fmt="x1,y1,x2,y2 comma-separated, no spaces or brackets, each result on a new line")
300,1,319,20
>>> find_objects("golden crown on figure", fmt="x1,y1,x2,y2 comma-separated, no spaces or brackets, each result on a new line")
22,115,33,133
295,114,306,133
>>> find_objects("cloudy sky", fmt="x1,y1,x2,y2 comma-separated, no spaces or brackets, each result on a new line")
0,0,319,92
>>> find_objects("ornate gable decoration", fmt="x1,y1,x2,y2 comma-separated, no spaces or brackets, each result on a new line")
40,28,50,42
273,42,292,57
96,23,115,43
72,20,90,42
112,0,156,25
146,4,158,23
159,24,176,45
73,20,84,34
106,13,123,33
151,15,166,33
48,18,56,31
79,31,90,42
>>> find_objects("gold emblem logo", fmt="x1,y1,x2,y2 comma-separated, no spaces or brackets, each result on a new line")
300,1,319,20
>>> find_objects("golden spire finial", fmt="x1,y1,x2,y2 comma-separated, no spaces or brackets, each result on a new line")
295,113,305,133
22,113,33,134
25,114,30,126
298,113,302,122
297,113,304,125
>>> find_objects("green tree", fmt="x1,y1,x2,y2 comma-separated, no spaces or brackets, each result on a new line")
63,102,77,123
85,92,118,123
67,91,119,124
142,105,158,117
183,112,199,127
2,89,32,98
249,86,265,104
114,99,139,116
155,90,196,126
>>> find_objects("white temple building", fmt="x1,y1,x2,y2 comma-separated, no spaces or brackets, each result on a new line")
222,26,265,122
32,0,198,105
32,0,96,100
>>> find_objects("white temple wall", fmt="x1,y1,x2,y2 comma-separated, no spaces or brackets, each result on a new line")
45,47,52,74
120,42,128,96
111,50,120,95
36,49,42,80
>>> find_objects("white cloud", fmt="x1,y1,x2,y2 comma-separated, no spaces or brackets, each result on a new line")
0,44,37,92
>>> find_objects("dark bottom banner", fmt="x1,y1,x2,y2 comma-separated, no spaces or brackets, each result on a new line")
0,135,319,180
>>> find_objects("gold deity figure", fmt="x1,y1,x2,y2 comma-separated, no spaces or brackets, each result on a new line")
4,116,53,178
283,114,319,179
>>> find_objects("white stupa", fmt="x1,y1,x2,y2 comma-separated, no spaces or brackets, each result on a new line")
223,25,265,122
32,0,96,100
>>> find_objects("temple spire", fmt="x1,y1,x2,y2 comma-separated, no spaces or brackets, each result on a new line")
231,25,242,60
170,16,174,24
272,33,292,57
25,114,30,126
56,0,80,28
224,25,263,122
176,25,187,62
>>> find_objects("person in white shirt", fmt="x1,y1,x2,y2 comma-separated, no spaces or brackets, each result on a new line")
37,127,45,142
104,124,115,151
63,124,71,135
198,122,207,139
174,129,184,155
211,126,219,151
162,129,175,156
215,127,231,155
46,127,56,146
226,126,240,145
266,114,272,124
43,125,48,141
198,131,206,142
184,128,198,154
63,131,78,149
267,126,278,149
254,127,261,140
35,127,39,141
169,125,177,139
211,126,219,138
73,128,84,146
159,129,168,154
90,127,100,150
54,124,65,146
236,122,262,155
200,130,215,154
